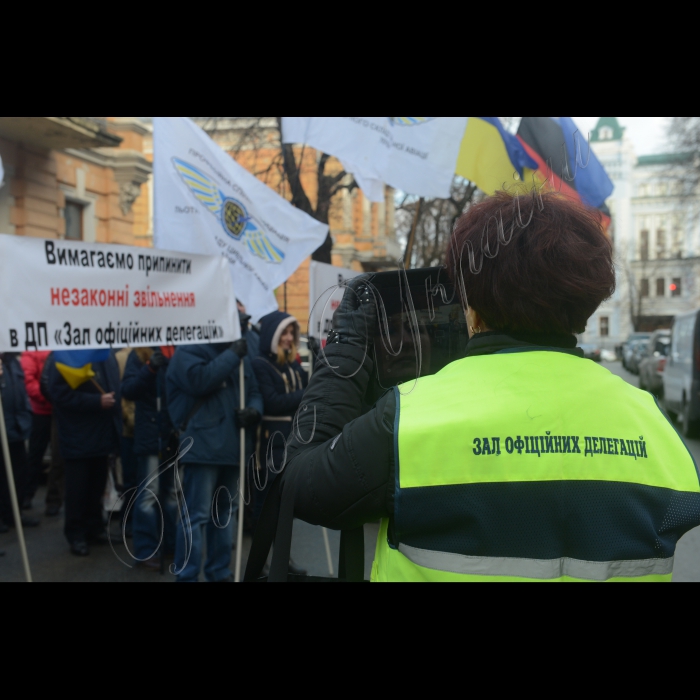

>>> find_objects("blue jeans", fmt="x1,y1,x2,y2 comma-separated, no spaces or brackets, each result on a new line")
174,464,239,583
133,455,178,562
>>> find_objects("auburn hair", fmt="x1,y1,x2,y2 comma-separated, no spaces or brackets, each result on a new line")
446,191,616,335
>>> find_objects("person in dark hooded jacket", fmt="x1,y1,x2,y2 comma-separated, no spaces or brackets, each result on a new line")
252,312,308,522
0,354,39,533
47,354,121,557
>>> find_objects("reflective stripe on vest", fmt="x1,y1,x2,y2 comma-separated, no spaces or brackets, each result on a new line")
372,350,700,583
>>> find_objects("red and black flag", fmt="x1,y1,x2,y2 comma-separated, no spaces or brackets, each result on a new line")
517,117,613,227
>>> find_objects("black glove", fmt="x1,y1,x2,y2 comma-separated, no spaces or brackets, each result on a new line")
236,408,262,429
149,350,169,371
231,339,248,359
328,275,377,348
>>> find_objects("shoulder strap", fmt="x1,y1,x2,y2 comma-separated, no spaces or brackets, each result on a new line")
260,358,294,394
180,398,206,432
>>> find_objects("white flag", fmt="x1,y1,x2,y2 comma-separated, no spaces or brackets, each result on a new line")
282,117,468,202
154,117,329,322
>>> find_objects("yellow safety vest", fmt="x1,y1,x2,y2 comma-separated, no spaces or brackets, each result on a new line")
372,350,700,583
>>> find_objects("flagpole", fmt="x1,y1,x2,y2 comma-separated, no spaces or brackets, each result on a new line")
0,398,32,583
322,527,334,577
235,360,246,583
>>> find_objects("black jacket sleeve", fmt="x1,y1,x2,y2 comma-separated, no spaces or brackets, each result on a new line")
283,345,396,531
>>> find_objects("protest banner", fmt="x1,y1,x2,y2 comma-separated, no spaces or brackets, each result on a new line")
0,234,240,353
153,117,329,323
308,261,360,347
282,117,469,202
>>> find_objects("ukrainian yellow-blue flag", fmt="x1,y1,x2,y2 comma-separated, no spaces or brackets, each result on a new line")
456,117,538,195
54,350,111,390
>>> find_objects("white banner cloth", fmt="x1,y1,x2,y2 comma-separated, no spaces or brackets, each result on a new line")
0,234,239,353
154,117,329,322
308,261,360,345
282,117,469,202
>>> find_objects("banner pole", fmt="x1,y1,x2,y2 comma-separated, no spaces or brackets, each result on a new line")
0,399,32,583
322,528,334,577
235,360,246,583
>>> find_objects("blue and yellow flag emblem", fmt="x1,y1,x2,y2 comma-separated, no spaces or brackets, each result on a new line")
388,117,436,126
173,158,285,264
53,350,111,391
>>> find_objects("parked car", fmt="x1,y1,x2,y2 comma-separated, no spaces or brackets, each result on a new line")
623,333,651,371
639,331,671,397
628,340,650,375
664,310,700,438
579,344,602,362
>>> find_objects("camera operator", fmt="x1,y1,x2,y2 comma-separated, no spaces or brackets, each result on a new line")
122,347,177,570
281,192,700,583
0,354,39,534
167,338,263,583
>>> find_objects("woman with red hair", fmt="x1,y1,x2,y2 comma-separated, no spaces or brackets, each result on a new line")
275,191,700,584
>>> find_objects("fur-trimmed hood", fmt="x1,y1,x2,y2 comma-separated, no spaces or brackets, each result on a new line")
258,311,300,358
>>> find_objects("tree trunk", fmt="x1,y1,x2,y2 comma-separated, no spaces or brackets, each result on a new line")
277,117,333,264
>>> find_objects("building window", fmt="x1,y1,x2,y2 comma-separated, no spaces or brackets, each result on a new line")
599,126,614,141
656,229,666,258
672,227,683,258
64,202,84,241
640,230,649,261
639,184,649,197
641,279,650,298
656,279,666,297
671,279,682,297
600,317,610,338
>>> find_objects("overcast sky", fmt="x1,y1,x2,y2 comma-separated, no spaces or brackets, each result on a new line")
573,117,670,155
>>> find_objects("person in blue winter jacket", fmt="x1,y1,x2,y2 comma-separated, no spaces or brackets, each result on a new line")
166,339,263,583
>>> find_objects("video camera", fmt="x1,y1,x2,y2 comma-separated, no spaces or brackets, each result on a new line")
361,267,469,403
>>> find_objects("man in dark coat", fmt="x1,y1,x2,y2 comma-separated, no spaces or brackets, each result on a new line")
0,353,39,533
48,354,122,557
166,340,263,583
122,347,178,569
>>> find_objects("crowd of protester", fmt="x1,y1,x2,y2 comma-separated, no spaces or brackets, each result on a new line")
0,303,308,581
